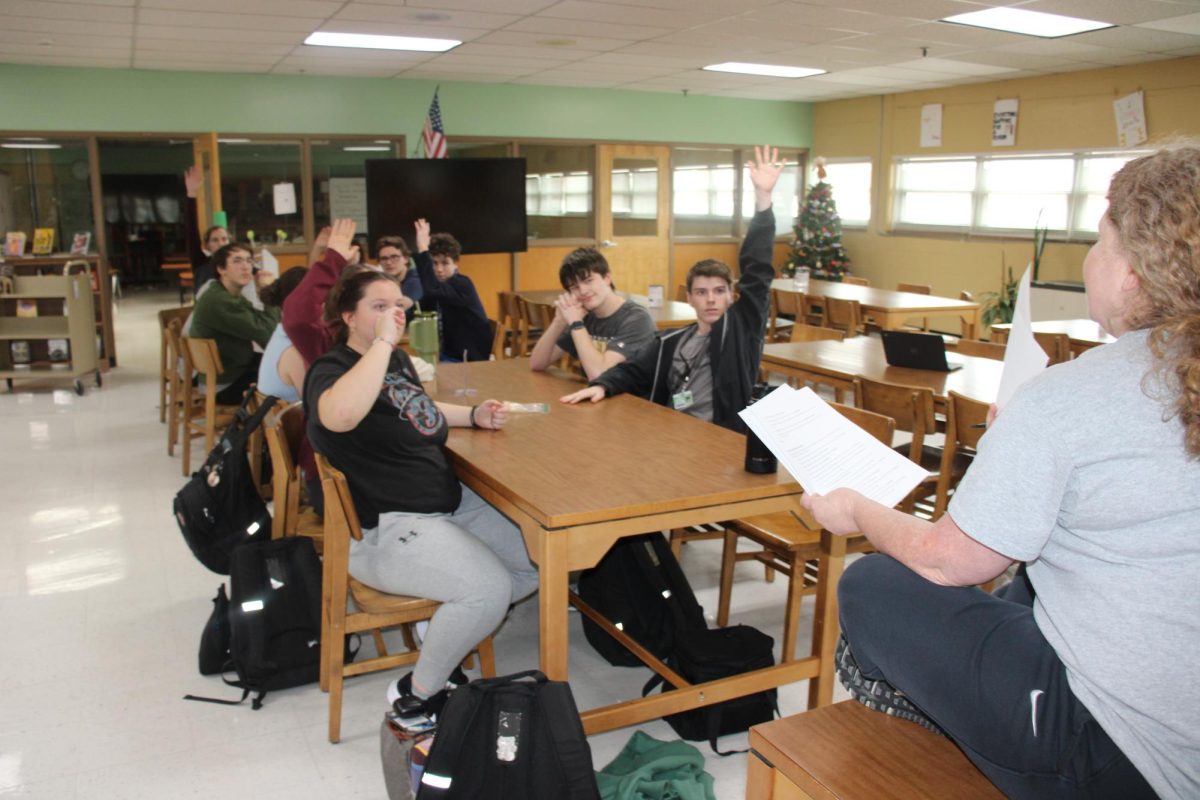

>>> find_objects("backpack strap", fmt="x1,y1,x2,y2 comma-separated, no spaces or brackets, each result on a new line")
416,680,490,797
533,681,602,799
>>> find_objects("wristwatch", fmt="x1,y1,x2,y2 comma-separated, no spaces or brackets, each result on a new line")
569,320,586,332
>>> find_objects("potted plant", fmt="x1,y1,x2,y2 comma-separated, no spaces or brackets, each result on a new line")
980,259,1018,329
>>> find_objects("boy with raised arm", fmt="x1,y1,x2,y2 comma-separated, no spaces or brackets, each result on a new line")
413,220,493,362
529,248,656,381
560,145,782,433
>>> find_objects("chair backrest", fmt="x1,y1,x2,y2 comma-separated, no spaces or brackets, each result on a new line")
897,282,931,295
934,391,991,517
772,287,801,317
959,290,974,302
184,336,224,386
316,452,363,544
830,402,895,446
953,338,1006,361
488,318,501,359
675,285,688,302
790,323,845,343
1034,331,1071,365
988,327,1009,344
824,297,862,338
853,375,936,461
843,276,870,287
265,403,304,538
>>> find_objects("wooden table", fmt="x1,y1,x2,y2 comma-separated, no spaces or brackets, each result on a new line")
762,336,1003,408
428,360,834,734
773,279,981,339
747,702,1002,799
519,289,697,330
990,319,1114,358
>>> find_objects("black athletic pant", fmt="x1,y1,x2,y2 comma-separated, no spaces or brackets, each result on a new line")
838,554,1155,799
214,355,262,406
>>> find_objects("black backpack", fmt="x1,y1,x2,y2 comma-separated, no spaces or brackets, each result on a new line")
576,533,707,667
173,393,278,575
416,671,600,800
186,536,325,709
198,583,231,675
643,624,779,755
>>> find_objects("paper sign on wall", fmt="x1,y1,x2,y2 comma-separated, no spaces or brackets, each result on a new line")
329,177,368,231
1113,90,1147,148
273,182,297,215
992,98,1018,147
920,103,942,148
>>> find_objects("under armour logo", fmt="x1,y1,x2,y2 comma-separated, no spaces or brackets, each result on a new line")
397,530,422,544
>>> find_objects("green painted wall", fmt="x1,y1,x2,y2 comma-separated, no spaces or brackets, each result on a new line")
1,64,812,148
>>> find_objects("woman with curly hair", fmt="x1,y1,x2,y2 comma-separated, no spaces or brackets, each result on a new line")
802,144,1200,799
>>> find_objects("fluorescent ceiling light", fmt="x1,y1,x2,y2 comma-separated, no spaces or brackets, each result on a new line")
344,146,391,152
704,62,825,78
941,8,1113,38
217,138,252,144
2,142,62,149
305,31,460,52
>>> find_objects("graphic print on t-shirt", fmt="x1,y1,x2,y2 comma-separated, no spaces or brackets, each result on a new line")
381,368,443,436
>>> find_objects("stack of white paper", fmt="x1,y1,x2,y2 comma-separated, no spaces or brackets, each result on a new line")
739,385,928,508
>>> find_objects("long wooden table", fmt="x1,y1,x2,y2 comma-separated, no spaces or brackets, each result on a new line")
773,279,982,338
428,360,835,733
519,289,697,330
762,336,1003,408
990,318,1114,358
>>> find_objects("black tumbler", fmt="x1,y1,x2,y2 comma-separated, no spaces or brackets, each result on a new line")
744,383,778,474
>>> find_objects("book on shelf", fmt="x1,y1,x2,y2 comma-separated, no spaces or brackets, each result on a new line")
4,231,27,257
10,340,31,364
16,299,38,318
47,339,69,362
70,231,91,255
32,228,55,256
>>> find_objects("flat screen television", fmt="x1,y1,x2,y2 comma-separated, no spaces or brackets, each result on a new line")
365,158,527,255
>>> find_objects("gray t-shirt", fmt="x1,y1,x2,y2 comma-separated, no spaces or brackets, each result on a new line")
556,298,656,362
668,329,713,422
949,329,1200,799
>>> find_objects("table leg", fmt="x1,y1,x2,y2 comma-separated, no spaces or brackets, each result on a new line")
808,529,846,709
537,527,570,680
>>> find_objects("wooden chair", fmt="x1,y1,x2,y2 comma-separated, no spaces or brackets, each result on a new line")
264,403,323,551
675,285,688,302
897,282,931,331
769,288,800,342
180,336,238,476
719,403,894,663
933,391,991,518
165,318,188,457
515,296,553,357
495,291,522,359
842,276,870,287
953,338,1006,360
989,328,1070,365
316,454,497,743
790,323,844,344
158,307,190,424
824,297,862,338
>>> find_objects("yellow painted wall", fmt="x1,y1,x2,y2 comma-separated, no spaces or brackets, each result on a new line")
812,55,1200,301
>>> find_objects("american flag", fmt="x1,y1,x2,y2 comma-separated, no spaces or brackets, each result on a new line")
422,89,447,159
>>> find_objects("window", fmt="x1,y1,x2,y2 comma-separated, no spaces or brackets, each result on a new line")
218,139,304,245
821,160,872,227
894,150,1147,237
521,143,594,239
741,156,802,236
672,148,736,237
612,157,658,237
309,138,401,245
0,137,94,252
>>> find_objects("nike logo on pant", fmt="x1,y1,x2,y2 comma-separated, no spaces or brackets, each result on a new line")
1029,689,1044,737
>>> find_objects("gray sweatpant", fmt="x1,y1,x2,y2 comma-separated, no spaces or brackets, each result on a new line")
349,484,539,697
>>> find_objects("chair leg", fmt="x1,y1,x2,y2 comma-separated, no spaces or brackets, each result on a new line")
781,554,806,664
328,657,344,744
181,415,192,477
400,622,417,652
717,529,738,628
476,636,497,677
372,629,389,658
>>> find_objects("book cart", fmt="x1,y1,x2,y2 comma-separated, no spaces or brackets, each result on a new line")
0,264,101,395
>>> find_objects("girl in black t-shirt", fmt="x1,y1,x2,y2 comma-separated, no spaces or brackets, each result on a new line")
304,269,538,726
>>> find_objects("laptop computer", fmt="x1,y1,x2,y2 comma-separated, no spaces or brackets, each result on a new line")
880,330,965,372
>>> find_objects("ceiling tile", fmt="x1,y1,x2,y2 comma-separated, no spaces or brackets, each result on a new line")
0,16,132,38
0,52,131,67
139,0,340,14
135,37,294,57
331,4,522,29
538,0,729,28
0,33,131,51
1066,24,1200,51
134,24,303,45
887,56,1020,75
1016,0,1190,25
0,1,135,23
474,30,632,52
504,15,664,41
1137,11,1200,35
400,0,556,12
136,9,322,32
398,68,520,82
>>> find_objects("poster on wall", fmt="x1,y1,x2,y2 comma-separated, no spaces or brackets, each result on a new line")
328,177,368,232
920,103,943,148
1113,90,1147,147
992,98,1019,146
272,182,297,215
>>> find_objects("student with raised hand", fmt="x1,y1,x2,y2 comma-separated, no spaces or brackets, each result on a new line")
282,218,361,367
188,242,280,405
529,247,656,381
183,165,229,291
303,267,538,728
559,145,783,433
413,219,493,361
802,145,1200,800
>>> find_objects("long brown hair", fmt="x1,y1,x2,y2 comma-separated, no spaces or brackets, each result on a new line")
1107,144,1200,457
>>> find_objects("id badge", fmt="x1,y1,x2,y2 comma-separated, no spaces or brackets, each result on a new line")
672,389,694,410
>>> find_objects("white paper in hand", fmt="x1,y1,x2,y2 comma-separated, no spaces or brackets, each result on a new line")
995,265,1048,410
739,385,928,508
259,247,279,278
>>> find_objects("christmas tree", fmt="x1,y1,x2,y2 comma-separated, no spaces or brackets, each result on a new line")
785,157,852,280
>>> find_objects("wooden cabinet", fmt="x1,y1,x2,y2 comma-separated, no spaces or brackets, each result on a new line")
0,271,102,395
